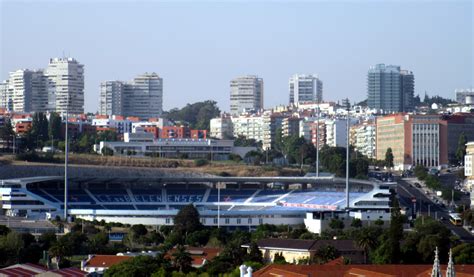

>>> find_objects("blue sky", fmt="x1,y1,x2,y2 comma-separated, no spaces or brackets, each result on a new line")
1,0,472,113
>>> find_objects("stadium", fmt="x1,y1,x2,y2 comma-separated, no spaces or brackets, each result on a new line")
0,176,394,229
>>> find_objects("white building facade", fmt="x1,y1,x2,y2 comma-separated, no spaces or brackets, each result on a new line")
45,57,84,114
99,81,124,116
289,74,323,104
100,73,163,119
230,75,264,115
210,116,233,139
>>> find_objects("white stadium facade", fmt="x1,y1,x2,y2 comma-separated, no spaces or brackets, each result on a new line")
0,176,395,232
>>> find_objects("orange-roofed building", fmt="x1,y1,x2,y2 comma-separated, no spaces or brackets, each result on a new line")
161,126,190,139
126,116,140,122
15,121,32,135
253,264,474,277
81,255,132,275
166,247,221,268
191,129,207,139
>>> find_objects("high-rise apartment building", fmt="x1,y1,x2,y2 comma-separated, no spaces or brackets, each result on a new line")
45,57,84,114
124,73,163,120
99,73,163,120
289,74,323,104
9,70,33,113
0,81,11,111
0,57,84,114
367,64,414,113
230,75,263,115
99,81,124,116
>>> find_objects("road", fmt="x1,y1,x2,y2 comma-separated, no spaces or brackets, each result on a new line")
397,178,474,242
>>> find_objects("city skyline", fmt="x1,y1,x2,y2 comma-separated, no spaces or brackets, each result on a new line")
1,1,472,113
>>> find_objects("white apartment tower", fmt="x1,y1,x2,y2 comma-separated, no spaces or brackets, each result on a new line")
289,74,323,104
100,73,163,119
99,81,124,116
124,73,163,119
0,57,84,114
0,80,12,111
45,57,85,114
4,69,47,113
230,75,264,115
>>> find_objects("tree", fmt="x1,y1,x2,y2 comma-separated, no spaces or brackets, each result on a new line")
329,218,344,230
314,245,340,264
456,132,467,165
385,148,394,168
173,204,202,238
247,242,263,263
387,197,404,263
101,147,114,156
452,243,474,264
0,119,15,151
357,230,377,264
105,256,161,277
164,100,220,131
172,245,192,273
273,252,287,264
413,164,427,180
48,112,62,142
26,112,49,149
351,218,362,228
0,232,24,264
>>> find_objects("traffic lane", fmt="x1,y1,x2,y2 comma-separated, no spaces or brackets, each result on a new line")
398,179,474,241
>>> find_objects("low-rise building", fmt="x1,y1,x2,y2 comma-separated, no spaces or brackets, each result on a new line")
351,121,376,159
81,255,132,275
242,238,364,264
210,115,233,139
98,138,247,160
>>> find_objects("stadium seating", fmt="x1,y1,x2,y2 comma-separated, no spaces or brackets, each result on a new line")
28,188,60,203
135,205,166,210
208,189,256,203
250,190,287,203
87,189,131,203
166,189,206,203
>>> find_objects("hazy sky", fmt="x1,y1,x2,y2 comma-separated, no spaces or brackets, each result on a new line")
1,0,472,113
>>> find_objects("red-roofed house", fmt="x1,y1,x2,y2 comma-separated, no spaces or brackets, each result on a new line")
81,255,132,275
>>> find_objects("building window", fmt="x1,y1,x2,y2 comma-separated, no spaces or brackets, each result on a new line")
225,218,230,224
165,218,170,224
259,218,263,224
214,218,218,224
248,218,252,224
237,218,241,224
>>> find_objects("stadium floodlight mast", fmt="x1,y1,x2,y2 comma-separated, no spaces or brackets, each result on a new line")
345,101,350,209
315,99,320,177
64,95,69,221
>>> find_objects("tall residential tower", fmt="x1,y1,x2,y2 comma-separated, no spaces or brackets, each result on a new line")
230,75,263,115
99,73,163,119
289,74,323,104
45,57,85,114
0,57,84,114
367,64,414,113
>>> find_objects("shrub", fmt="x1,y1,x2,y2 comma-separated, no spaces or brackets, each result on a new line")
194,159,209,167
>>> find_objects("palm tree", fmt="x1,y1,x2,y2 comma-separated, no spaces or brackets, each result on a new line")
357,231,377,264
172,245,192,273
